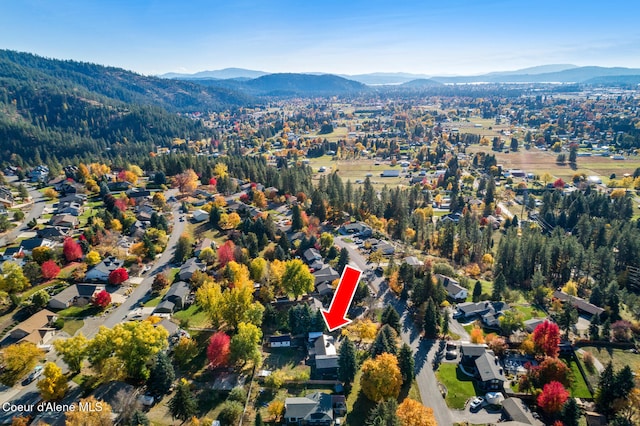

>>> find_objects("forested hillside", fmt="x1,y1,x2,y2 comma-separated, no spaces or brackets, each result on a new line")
0,50,251,166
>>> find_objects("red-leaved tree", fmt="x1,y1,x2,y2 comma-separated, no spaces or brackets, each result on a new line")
114,199,127,212
524,356,572,389
108,268,129,285
217,240,236,267
533,320,561,357
537,381,569,415
63,238,83,262
93,289,111,309
207,331,231,369
209,177,217,187
553,178,566,189
41,260,61,280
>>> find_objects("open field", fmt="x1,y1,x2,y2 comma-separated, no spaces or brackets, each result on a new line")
307,156,410,189
310,126,349,142
467,145,640,181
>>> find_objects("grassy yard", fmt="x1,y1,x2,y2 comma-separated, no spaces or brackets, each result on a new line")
564,357,592,398
61,319,84,336
20,282,56,300
57,304,102,318
172,304,210,328
436,363,478,409
513,305,545,321
578,346,640,373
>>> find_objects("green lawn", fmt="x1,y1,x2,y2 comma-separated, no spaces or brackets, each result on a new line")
566,358,592,398
62,319,84,336
20,282,56,300
57,304,101,318
172,304,210,328
436,363,478,409
513,305,545,321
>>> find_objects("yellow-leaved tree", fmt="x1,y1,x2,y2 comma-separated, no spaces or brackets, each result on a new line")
361,353,402,402
396,398,437,426
65,396,112,426
37,362,68,401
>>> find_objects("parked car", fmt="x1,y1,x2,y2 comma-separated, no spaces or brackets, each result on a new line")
445,350,458,360
23,365,44,384
469,397,484,411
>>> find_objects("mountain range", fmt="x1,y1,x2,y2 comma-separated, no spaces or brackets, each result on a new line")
162,64,640,85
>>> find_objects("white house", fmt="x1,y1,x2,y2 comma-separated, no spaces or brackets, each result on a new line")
192,209,209,223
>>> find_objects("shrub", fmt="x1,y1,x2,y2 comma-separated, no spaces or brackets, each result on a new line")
582,351,595,374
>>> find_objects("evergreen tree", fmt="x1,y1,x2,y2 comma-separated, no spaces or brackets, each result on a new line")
128,410,150,426
562,398,581,426
380,305,401,333
291,205,303,231
472,280,482,302
337,248,350,274
338,337,357,385
596,362,615,414
255,411,263,426
365,399,401,426
492,273,506,301
168,380,197,422
423,298,439,339
589,314,600,340
398,343,414,385
147,352,175,396
441,309,450,336
371,325,397,357
556,299,578,339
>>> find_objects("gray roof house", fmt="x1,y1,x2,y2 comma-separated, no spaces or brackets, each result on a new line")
285,393,334,426
436,274,468,301
455,301,509,327
178,257,206,281
51,213,79,229
313,266,340,287
303,248,322,265
502,398,537,425
154,300,176,314
163,281,191,311
85,257,125,282
475,351,506,391
48,284,105,310
552,291,604,318
339,222,372,237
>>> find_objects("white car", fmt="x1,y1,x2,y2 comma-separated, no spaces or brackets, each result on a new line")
469,397,484,411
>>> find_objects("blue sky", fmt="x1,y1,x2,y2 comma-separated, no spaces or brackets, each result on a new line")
2,0,639,76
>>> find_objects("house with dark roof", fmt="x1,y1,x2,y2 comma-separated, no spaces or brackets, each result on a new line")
157,318,180,336
303,248,322,265
48,284,105,310
163,281,191,311
178,258,206,281
436,274,468,301
19,238,55,255
339,222,372,238
552,291,604,318
475,351,506,391
455,301,509,327
36,227,71,241
460,343,488,365
154,300,176,314
85,257,125,282
376,241,395,255
313,266,340,290
269,335,292,348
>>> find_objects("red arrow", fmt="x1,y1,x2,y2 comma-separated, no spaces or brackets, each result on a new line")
321,265,362,332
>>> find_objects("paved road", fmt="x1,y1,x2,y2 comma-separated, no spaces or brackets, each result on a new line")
0,180,46,247
80,189,184,337
335,236,453,426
